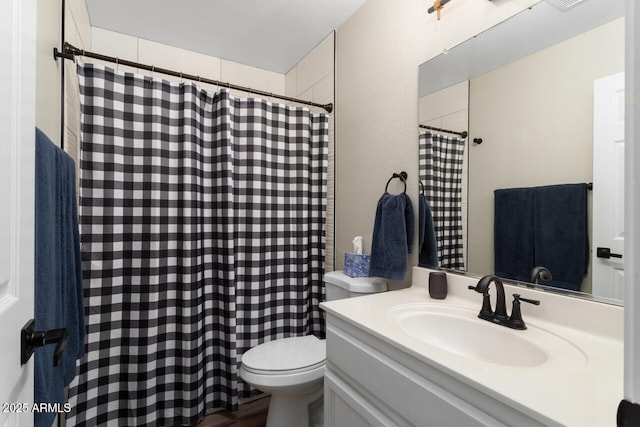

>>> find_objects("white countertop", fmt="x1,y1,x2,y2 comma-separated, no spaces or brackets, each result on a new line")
320,267,624,427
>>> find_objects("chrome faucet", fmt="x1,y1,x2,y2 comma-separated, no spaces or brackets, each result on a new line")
469,275,540,330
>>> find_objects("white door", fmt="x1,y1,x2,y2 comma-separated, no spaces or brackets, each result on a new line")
592,72,625,300
0,0,36,426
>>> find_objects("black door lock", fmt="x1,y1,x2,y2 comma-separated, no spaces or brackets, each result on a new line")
20,319,68,366
596,247,623,259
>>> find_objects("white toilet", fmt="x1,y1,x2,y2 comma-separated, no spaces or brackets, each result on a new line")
239,270,387,427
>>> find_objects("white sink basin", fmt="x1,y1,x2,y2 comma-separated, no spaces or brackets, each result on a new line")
387,304,586,368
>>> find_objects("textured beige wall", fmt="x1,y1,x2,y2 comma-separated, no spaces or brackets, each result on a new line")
335,0,537,289
35,1,60,144
36,0,91,146
335,1,422,289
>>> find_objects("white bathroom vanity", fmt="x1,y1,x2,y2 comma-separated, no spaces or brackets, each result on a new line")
320,267,623,426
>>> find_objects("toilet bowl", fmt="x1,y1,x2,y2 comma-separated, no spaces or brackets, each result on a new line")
239,271,387,427
239,335,326,427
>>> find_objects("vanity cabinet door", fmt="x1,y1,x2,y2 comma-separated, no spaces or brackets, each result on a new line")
325,370,400,427
332,397,371,427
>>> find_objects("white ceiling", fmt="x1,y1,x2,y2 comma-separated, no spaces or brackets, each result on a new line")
84,0,367,74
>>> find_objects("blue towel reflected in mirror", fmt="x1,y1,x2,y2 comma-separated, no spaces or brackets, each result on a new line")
494,183,589,291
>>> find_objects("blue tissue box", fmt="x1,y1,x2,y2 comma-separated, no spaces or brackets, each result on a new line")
344,253,370,278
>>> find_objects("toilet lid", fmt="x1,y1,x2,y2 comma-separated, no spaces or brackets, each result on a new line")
241,335,326,373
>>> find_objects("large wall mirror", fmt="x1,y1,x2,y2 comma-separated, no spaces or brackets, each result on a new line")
418,0,625,304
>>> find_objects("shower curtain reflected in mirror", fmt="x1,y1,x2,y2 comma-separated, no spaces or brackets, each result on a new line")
67,63,328,427
418,132,465,270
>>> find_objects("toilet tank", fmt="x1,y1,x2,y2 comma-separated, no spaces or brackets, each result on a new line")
323,271,388,301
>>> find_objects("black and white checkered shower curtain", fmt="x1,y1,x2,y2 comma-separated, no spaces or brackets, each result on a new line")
419,132,465,269
67,63,328,426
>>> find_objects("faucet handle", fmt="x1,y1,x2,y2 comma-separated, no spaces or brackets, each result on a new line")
516,295,540,306
509,294,540,330
468,286,493,320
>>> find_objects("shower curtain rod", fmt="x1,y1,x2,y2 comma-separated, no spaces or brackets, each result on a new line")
419,124,468,138
53,42,333,113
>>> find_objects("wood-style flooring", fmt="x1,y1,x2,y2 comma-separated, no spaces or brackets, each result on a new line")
195,395,269,427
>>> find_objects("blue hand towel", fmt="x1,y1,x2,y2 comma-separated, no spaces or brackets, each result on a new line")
34,128,85,427
418,194,439,268
370,193,415,280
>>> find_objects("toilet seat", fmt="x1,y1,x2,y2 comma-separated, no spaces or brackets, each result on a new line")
241,335,326,376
